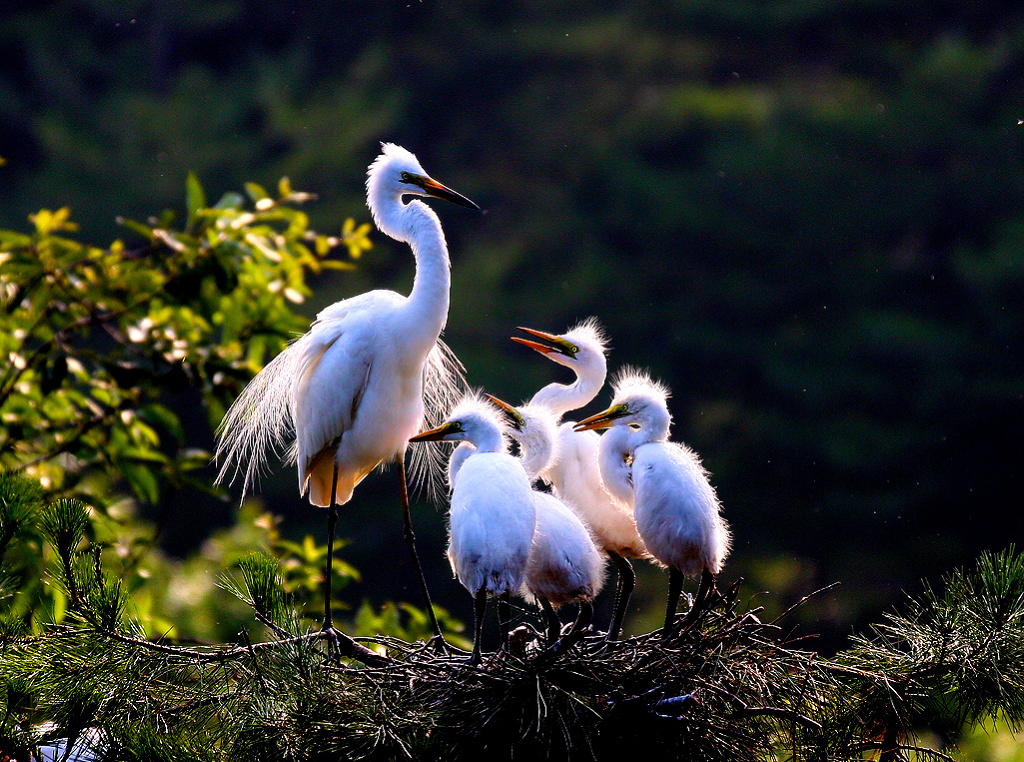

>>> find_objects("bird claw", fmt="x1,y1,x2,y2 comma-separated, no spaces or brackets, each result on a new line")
319,625,343,664
422,633,450,656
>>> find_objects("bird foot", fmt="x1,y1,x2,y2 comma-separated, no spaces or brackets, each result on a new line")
419,633,451,657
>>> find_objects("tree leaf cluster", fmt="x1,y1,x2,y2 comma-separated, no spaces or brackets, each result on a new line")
0,172,365,520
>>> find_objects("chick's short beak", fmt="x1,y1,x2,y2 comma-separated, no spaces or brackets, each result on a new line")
484,394,525,429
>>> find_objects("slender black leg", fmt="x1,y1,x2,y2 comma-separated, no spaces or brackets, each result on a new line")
324,506,339,629
470,588,487,664
321,463,341,643
679,568,715,631
607,551,635,641
306,463,391,667
663,567,684,639
573,600,594,633
498,592,512,651
397,452,444,643
695,569,714,612
539,597,561,644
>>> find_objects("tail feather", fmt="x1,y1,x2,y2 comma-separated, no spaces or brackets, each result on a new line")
407,337,467,505
215,336,306,501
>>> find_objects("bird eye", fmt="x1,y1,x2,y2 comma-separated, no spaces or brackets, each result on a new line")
400,171,413,183
568,344,579,355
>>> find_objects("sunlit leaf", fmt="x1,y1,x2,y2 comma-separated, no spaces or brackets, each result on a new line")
185,172,207,231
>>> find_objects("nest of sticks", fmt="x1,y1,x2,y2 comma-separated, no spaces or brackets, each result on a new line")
236,581,828,762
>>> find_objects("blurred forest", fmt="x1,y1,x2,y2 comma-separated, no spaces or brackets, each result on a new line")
2,0,1024,658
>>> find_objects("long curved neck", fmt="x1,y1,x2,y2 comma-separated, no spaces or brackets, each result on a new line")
449,442,475,486
530,357,606,420
370,190,451,354
404,201,451,350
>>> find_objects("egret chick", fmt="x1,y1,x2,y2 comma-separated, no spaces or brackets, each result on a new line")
216,143,478,644
513,319,646,639
409,394,537,663
487,395,605,644
575,369,730,638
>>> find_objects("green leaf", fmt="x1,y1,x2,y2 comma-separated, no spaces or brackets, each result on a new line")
121,462,160,505
244,182,268,203
185,172,207,231
139,404,184,442
119,447,170,465
214,191,245,210
116,216,155,242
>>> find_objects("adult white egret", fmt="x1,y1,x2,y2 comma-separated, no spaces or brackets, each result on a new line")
486,395,605,644
216,143,478,644
409,394,537,663
575,369,730,638
512,319,647,639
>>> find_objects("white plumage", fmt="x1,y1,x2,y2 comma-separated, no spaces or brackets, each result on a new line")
576,368,730,634
514,319,646,557
488,397,605,641
214,143,477,640
409,394,537,662
216,143,473,506
512,319,646,638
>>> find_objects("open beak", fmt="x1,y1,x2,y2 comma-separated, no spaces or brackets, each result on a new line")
573,404,629,432
420,176,481,210
511,327,575,357
484,394,525,430
408,420,461,442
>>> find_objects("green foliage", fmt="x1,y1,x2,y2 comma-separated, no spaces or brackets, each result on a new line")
0,471,42,568
0,174,364,512
0,174,372,634
822,546,1024,759
4,545,1024,761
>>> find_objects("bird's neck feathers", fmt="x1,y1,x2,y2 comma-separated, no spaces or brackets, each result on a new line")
636,402,671,443
598,425,637,504
531,355,606,419
368,181,451,352
470,425,507,455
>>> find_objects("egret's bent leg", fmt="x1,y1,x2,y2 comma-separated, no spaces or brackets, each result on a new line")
574,600,594,634
663,567,684,639
539,598,561,644
397,452,444,643
470,588,487,664
498,592,512,651
607,551,635,641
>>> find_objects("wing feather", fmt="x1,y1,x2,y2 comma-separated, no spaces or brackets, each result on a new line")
215,290,398,502
407,336,468,504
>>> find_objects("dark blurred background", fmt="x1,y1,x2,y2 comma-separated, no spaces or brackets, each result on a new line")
3,0,1023,651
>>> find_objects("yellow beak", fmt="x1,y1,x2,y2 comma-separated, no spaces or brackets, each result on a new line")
573,404,629,431
511,326,575,357
408,420,462,442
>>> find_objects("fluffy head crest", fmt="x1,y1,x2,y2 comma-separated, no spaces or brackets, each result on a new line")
446,390,511,438
365,143,428,196
610,366,672,407
562,317,610,356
